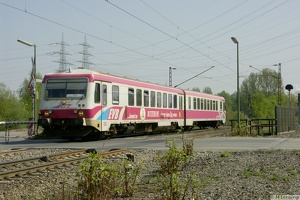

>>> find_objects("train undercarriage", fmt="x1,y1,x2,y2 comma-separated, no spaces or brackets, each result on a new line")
38,118,222,140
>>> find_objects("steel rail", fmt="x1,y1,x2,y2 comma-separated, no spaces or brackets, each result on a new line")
0,149,89,168
0,149,27,156
0,149,126,180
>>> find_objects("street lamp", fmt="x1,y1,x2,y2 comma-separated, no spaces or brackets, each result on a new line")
17,39,37,135
273,63,281,106
169,67,176,87
285,84,293,107
231,37,240,128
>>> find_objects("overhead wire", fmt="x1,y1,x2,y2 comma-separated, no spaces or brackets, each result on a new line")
105,0,235,74
0,2,188,71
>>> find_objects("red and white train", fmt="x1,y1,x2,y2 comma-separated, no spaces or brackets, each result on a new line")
38,68,226,139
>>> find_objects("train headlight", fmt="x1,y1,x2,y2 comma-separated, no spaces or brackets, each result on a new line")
44,110,52,116
61,100,66,105
78,110,84,117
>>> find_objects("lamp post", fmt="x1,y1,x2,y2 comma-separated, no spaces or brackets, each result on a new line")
273,63,281,106
231,37,240,128
17,39,36,135
285,84,293,107
169,67,176,87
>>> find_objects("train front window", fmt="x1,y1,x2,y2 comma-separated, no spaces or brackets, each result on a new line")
45,78,87,99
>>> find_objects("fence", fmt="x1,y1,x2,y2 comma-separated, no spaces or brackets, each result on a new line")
276,106,295,134
230,119,276,135
0,121,36,143
230,106,296,135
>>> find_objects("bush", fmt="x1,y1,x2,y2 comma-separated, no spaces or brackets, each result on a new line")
75,152,141,199
156,140,201,200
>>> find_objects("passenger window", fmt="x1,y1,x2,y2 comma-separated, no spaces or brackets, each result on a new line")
201,99,204,110
157,92,161,107
136,89,142,106
193,98,196,110
188,97,191,110
151,91,155,107
128,88,134,106
144,90,149,107
112,85,119,105
163,93,167,108
168,94,172,108
102,84,107,106
197,98,200,110
179,96,182,110
173,95,177,109
94,83,100,103
204,99,207,110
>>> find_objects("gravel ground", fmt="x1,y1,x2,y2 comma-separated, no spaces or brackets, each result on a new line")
0,132,299,200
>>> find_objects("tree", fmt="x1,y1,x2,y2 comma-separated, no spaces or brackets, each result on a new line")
240,68,280,119
18,72,42,116
191,87,200,92
0,83,30,130
217,91,233,123
202,87,212,94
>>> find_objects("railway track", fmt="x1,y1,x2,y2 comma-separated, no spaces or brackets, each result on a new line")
0,148,27,156
0,148,126,180
134,126,231,139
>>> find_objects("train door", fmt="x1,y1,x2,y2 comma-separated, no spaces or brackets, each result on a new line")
94,81,103,131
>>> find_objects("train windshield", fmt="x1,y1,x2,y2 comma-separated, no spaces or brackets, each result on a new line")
45,78,88,99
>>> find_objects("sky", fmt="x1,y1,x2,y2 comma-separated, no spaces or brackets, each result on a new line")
1,0,300,96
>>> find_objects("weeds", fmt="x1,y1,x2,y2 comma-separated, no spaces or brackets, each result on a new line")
156,140,201,200
220,151,231,158
74,152,141,199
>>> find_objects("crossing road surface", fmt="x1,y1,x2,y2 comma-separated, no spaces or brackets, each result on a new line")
1,131,299,151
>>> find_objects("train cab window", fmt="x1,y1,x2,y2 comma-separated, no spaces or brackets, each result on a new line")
45,78,87,99
193,98,196,110
112,85,119,105
144,90,149,107
216,101,218,110
220,101,223,111
188,97,191,110
163,93,167,108
102,84,107,106
157,92,162,107
168,94,172,108
128,88,134,106
94,83,100,103
151,91,155,107
136,89,142,106
173,95,177,109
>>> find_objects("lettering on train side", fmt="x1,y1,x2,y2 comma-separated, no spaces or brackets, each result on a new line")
147,111,159,117
108,108,120,120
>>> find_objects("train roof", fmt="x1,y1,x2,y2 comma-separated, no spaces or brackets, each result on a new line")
43,68,224,100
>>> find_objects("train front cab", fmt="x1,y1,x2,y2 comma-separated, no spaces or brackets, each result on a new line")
38,76,95,138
